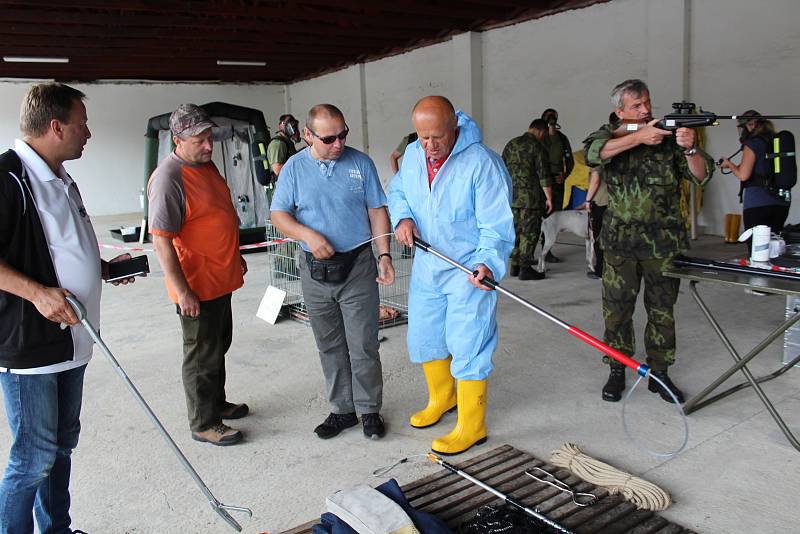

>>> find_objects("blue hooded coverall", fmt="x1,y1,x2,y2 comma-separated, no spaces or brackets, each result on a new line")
388,112,515,380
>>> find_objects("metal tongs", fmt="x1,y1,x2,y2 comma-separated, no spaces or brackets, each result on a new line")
525,467,597,507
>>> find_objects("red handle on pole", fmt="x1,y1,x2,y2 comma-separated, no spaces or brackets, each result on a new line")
567,326,650,376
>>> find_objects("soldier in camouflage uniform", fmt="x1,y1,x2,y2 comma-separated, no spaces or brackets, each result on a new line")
541,108,574,263
584,79,713,403
502,119,553,280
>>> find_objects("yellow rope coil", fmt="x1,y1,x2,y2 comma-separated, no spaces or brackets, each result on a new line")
549,443,672,512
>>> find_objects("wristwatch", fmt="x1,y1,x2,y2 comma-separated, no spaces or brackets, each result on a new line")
378,253,392,261
683,146,697,156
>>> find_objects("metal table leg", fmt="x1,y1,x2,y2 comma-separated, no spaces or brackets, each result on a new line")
684,281,800,452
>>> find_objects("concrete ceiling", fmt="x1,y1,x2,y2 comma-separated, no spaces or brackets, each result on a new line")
0,0,605,83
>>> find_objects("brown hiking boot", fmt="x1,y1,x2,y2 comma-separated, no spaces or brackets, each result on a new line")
192,423,243,446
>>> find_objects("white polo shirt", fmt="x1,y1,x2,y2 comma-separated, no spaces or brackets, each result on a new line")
5,139,102,375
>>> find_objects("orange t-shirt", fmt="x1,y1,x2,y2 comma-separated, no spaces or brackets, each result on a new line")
147,153,243,303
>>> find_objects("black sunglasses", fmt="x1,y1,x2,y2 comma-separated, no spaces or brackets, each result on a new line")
308,125,349,145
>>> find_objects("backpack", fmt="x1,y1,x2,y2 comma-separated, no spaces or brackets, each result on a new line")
739,131,796,203
767,130,797,200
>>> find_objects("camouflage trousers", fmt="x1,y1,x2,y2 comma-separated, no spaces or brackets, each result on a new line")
601,252,680,371
511,208,544,266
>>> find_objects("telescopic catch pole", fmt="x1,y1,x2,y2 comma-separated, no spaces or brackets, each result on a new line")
65,296,252,532
412,237,651,378
427,453,575,534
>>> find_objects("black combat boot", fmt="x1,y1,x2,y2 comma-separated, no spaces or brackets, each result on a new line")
545,251,561,263
518,266,545,280
648,370,685,403
602,364,626,402
510,264,520,277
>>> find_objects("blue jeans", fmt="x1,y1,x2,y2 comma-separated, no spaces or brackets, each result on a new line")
0,364,87,534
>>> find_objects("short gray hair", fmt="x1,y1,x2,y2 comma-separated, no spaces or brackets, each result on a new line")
20,83,86,137
306,104,345,130
610,79,649,109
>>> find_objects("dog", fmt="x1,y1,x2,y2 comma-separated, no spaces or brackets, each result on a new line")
538,209,595,274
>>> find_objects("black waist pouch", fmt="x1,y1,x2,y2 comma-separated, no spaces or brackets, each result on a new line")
305,243,369,284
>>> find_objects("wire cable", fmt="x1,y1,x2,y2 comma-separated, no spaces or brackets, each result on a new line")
621,374,689,459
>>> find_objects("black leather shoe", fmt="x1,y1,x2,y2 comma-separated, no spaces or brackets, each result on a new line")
545,251,561,263
648,370,685,403
510,265,520,277
602,365,626,402
362,413,386,439
518,266,545,280
314,412,358,439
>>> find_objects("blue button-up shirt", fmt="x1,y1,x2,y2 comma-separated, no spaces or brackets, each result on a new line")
270,146,387,252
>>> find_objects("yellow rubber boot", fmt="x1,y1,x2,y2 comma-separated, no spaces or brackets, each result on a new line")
410,358,457,428
431,379,488,455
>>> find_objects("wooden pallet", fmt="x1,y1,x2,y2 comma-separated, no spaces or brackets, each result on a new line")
280,444,695,534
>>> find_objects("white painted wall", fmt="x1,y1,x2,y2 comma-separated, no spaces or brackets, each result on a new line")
690,0,800,233
289,66,366,151
0,81,285,216
363,40,454,187
284,0,800,235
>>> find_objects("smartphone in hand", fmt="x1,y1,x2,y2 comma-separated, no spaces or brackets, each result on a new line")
101,255,149,283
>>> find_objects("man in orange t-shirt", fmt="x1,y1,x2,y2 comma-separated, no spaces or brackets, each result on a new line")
148,104,248,446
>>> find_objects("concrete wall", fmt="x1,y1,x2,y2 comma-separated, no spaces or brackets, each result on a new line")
690,0,800,233
0,81,284,216
285,0,800,235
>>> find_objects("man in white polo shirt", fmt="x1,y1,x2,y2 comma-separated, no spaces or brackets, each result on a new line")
0,83,132,534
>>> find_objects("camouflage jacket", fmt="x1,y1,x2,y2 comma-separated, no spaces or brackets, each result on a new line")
583,123,713,259
501,132,551,211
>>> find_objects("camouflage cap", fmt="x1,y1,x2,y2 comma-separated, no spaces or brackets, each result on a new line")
169,103,216,137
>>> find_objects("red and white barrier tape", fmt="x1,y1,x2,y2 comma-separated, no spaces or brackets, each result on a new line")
99,237,297,254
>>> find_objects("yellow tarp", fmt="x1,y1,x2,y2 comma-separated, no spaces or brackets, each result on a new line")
562,150,589,209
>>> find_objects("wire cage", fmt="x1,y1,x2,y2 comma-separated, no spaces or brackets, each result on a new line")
264,222,411,328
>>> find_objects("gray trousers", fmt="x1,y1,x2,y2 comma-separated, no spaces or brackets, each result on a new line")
299,247,383,415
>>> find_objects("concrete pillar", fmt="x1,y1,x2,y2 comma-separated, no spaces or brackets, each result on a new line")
451,31,483,126
646,0,699,237
359,63,370,154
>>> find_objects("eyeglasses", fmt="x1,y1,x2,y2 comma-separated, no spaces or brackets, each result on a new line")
308,125,349,145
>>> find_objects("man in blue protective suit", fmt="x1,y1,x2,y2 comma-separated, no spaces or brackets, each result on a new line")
389,95,514,455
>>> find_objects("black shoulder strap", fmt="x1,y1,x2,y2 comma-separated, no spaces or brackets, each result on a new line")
0,149,29,214
0,149,23,177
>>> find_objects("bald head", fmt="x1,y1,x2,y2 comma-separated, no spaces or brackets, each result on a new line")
412,96,455,124
412,96,458,161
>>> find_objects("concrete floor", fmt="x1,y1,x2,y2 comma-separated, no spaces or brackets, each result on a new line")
2,214,799,534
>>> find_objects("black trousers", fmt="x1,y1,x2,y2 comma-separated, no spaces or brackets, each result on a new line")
742,204,790,256
743,204,790,234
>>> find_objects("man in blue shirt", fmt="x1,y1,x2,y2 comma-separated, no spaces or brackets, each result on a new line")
271,104,394,440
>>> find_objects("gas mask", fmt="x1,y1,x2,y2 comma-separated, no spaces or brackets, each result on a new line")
282,117,301,143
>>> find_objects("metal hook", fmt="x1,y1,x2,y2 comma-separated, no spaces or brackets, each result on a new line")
524,467,597,507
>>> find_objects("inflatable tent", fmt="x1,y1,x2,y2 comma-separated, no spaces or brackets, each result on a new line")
142,102,271,244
